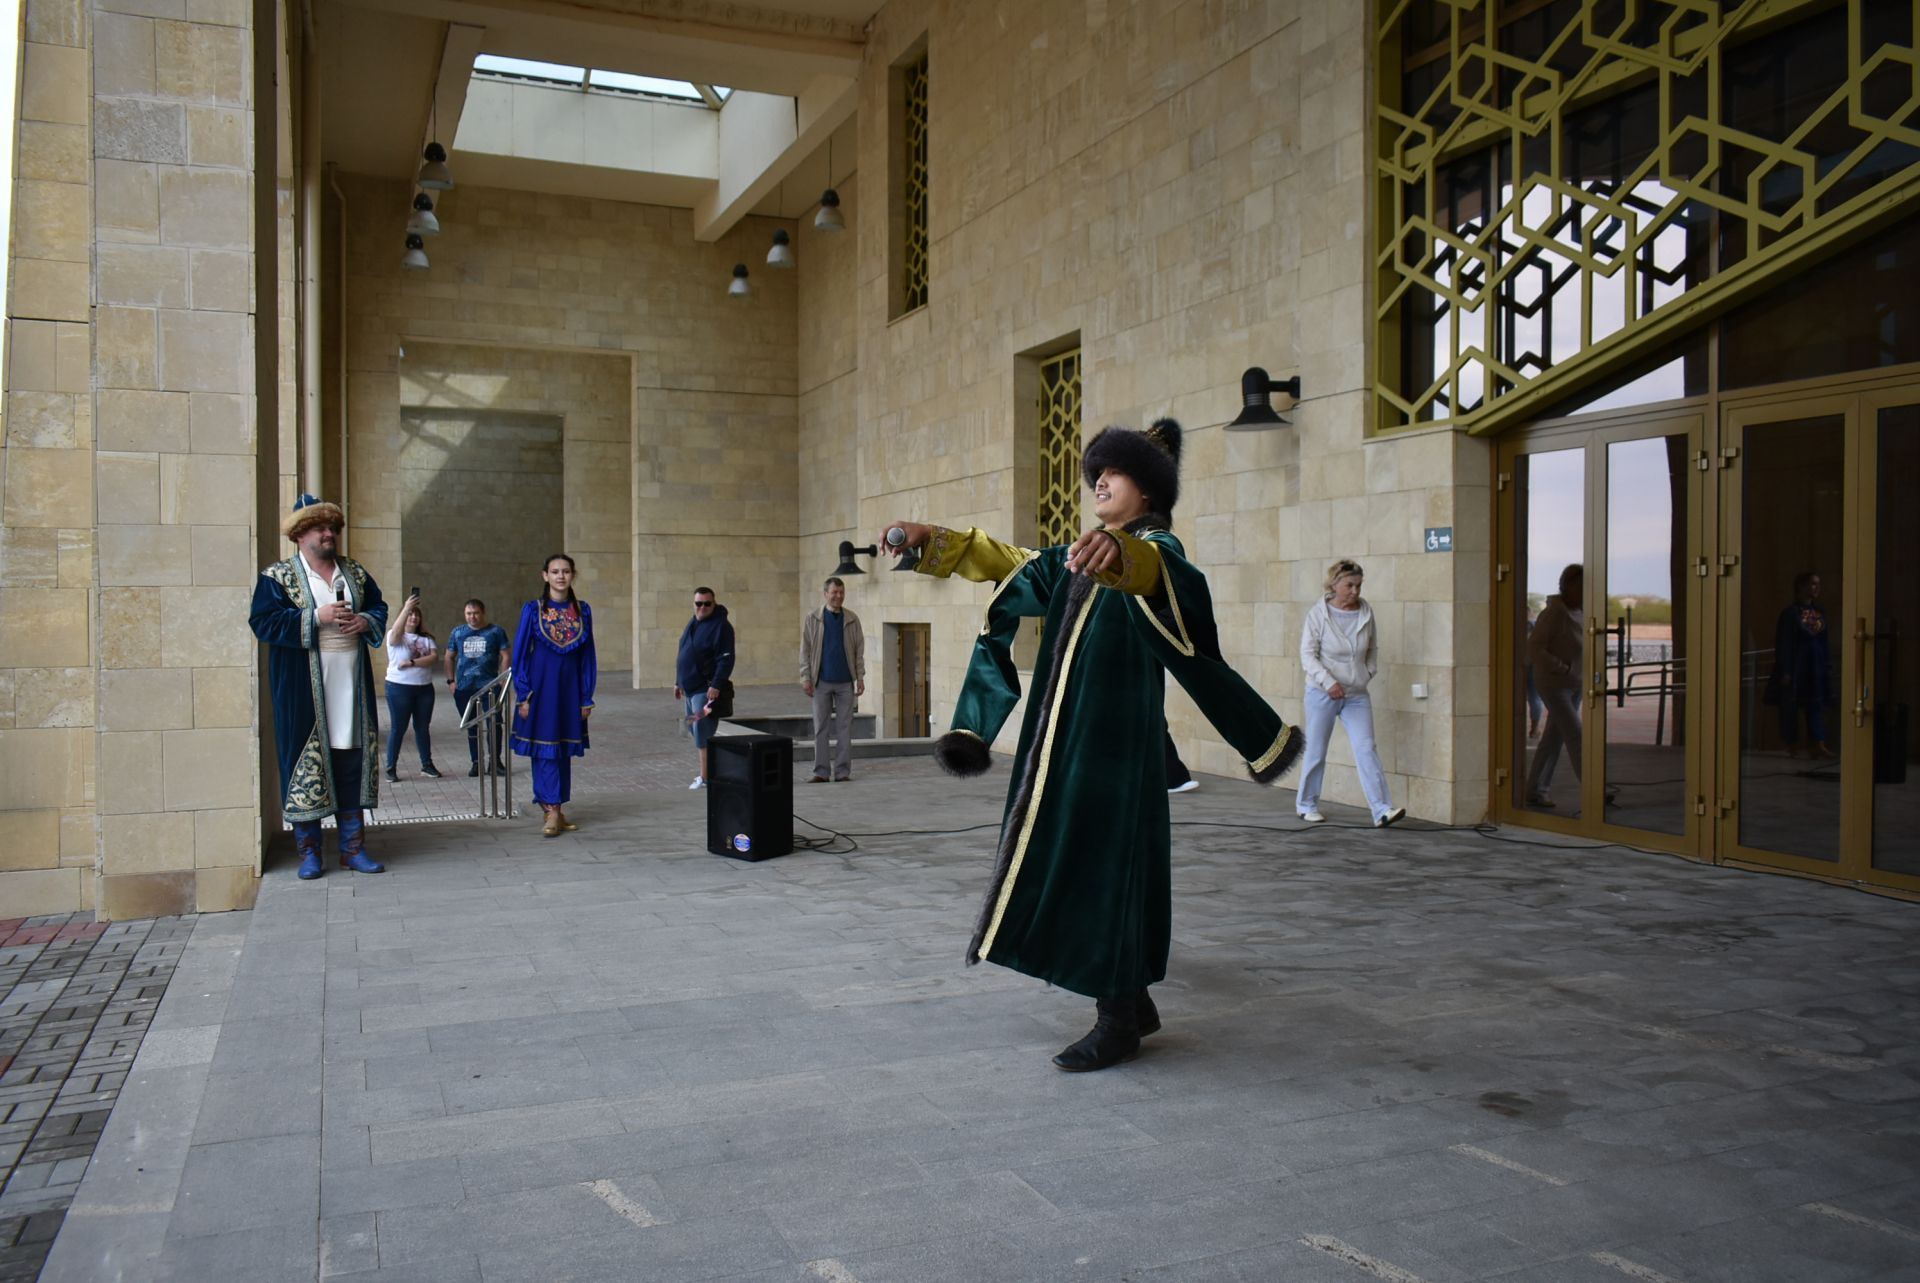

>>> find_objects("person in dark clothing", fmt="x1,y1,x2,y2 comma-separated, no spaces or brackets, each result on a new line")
1772,570,1834,758
675,586,736,789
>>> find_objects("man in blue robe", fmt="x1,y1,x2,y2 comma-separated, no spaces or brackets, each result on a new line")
248,495,389,878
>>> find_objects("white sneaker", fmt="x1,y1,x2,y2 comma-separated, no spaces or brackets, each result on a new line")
1299,810,1325,823
689,776,706,790
1168,780,1199,794
1375,807,1406,828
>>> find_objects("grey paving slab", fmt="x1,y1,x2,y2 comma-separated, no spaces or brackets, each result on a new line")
36,679,1920,1281
167,1133,319,1238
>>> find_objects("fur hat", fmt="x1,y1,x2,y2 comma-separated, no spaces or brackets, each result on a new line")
282,493,345,540
1081,418,1182,514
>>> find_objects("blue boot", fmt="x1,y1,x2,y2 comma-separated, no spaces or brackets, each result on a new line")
293,822,325,880
336,810,385,873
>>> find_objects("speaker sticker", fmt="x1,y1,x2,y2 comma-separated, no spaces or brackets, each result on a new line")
732,834,752,853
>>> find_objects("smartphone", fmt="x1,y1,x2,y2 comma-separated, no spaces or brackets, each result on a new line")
410,586,420,600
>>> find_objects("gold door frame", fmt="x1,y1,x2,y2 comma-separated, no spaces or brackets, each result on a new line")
1716,376,1920,896
1491,409,1707,857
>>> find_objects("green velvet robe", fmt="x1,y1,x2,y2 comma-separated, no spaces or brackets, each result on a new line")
919,522,1298,999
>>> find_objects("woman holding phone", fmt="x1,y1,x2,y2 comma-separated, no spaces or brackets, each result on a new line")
383,591,442,782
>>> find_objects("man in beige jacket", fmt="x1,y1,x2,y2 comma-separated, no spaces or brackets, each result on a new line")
800,577,866,782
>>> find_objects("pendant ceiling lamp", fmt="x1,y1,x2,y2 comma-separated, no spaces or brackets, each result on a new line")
814,134,845,232
407,192,440,236
729,263,751,297
767,228,794,267
401,234,429,270
417,141,453,191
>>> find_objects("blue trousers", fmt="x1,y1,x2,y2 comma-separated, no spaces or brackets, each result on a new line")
454,685,502,764
291,748,372,855
385,682,435,769
531,755,572,806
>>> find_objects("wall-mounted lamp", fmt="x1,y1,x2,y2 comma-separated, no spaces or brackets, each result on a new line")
407,192,440,236
401,234,429,270
1224,366,1302,431
833,540,876,575
417,141,453,191
767,228,794,267
729,263,751,298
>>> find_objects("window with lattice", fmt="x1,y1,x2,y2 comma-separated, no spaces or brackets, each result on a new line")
1372,0,1920,436
1036,350,1082,549
898,52,929,314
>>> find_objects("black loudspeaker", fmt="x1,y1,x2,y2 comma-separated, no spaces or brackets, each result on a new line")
706,735,793,860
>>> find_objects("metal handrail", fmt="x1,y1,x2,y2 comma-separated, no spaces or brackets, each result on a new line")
457,668,515,817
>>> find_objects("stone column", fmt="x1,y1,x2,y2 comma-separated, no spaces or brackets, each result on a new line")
91,0,260,916
0,0,98,914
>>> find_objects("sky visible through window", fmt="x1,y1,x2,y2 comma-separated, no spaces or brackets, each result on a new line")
473,55,728,105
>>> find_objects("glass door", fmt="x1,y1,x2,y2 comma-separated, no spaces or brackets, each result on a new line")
1719,385,1920,889
1595,428,1701,844
1496,415,1704,853
1862,390,1920,888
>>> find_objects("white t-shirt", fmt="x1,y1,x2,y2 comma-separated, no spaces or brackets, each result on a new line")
387,632,437,685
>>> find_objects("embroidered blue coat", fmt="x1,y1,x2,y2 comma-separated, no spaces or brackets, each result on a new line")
248,556,388,822
511,597,596,759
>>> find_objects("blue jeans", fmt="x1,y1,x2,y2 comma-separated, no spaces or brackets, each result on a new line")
455,685,502,763
385,682,435,769
1296,687,1395,820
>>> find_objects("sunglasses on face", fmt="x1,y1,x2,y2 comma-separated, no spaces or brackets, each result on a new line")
694,601,714,609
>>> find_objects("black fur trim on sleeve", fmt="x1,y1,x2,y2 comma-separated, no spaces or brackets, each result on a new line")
934,730,994,777
1247,724,1305,785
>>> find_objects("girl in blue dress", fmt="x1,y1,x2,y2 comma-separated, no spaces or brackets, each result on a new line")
512,553,596,836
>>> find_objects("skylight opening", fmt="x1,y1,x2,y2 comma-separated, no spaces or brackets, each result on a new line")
473,54,724,108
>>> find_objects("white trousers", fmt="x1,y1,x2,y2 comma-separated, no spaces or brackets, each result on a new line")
1296,687,1394,820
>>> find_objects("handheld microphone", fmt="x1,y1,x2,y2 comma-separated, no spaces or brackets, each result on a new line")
885,527,907,547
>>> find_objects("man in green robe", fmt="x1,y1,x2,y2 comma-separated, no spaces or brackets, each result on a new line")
883,419,1300,1072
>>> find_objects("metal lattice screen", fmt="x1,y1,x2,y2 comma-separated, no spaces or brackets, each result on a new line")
1037,350,1083,549
903,54,930,313
1374,0,1920,435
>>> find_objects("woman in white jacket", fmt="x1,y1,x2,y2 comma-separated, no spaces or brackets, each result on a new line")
1297,560,1405,827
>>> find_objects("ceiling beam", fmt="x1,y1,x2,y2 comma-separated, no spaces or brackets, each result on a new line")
337,0,862,93
422,22,486,162
692,71,855,241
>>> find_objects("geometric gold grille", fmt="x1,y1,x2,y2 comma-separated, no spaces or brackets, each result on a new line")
1037,349,1082,549
903,54,930,313
1374,0,1920,436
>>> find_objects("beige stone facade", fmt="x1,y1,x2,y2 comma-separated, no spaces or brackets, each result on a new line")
2,0,1501,918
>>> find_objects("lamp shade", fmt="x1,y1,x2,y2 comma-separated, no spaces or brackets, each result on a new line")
401,234,429,270
1224,366,1301,431
767,228,794,267
814,188,845,232
407,192,439,237
417,141,453,191
729,263,751,298
834,540,877,575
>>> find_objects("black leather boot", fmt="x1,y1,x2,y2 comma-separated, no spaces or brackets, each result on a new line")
1051,996,1141,1072
1136,989,1161,1037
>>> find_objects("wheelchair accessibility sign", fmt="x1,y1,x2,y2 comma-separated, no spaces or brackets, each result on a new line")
1424,527,1453,553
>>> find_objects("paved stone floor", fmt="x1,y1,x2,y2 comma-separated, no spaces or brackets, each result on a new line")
35,682,1920,1282
0,915,192,1281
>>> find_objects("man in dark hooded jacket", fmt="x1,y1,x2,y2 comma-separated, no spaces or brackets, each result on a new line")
674,586,736,788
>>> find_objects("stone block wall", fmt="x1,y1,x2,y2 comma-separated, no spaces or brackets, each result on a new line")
394,342,628,672
338,175,801,690
1,0,266,918
817,0,1487,820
